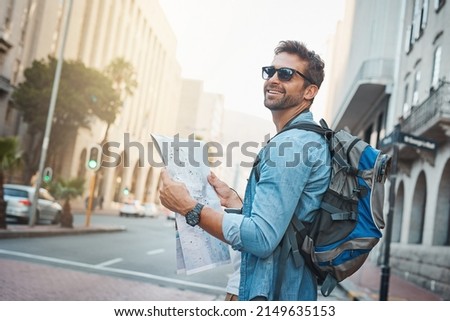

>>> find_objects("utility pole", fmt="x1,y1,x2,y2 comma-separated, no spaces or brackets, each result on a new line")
29,0,73,226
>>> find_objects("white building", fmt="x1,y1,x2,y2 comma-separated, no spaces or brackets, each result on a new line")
0,0,182,208
325,0,450,299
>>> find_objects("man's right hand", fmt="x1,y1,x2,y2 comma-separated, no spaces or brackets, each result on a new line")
207,171,243,209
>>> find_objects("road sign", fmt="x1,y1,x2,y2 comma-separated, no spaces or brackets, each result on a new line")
399,132,437,152
379,131,437,152
379,132,395,149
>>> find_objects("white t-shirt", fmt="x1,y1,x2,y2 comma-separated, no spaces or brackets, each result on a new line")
226,247,241,295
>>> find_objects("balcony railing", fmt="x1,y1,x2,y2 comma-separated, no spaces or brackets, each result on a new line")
401,82,450,134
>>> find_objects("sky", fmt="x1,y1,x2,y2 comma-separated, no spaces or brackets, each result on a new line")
159,0,347,121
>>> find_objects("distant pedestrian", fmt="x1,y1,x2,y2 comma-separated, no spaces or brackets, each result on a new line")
99,195,104,210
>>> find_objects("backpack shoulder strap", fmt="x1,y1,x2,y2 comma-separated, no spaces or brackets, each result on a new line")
279,121,328,137
253,120,332,182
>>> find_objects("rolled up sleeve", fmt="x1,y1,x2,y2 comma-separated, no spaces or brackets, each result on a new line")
222,213,244,251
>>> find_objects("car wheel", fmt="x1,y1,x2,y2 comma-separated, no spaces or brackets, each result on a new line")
51,211,62,225
119,212,123,217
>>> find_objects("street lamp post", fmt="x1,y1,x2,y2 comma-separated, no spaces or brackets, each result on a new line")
379,124,400,301
29,0,73,226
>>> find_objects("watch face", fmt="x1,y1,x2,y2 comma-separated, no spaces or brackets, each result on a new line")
186,211,200,227
185,203,203,227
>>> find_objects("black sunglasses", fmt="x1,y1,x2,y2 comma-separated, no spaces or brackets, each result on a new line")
262,66,315,84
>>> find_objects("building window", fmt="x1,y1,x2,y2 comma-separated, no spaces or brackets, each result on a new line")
431,46,442,90
50,3,64,55
2,0,14,39
376,112,384,146
409,0,429,48
412,0,421,42
4,102,14,123
434,0,446,11
12,58,20,85
403,84,410,116
412,70,421,106
421,0,429,30
409,172,427,244
405,25,413,54
364,125,373,145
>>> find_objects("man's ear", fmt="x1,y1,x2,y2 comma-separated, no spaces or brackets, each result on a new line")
304,84,319,100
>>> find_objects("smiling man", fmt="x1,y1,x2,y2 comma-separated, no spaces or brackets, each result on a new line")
159,40,330,301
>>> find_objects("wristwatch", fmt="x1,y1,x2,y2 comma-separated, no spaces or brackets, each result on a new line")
185,203,204,227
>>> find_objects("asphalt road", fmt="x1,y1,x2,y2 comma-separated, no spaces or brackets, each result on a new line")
2,212,233,294
0,211,349,300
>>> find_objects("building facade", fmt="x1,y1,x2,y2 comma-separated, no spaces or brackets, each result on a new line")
325,0,450,299
0,0,182,208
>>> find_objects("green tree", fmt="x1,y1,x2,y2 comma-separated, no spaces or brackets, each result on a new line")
102,57,138,142
12,57,122,180
48,177,85,228
94,58,138,204
104,57,138,98
0,137,22,229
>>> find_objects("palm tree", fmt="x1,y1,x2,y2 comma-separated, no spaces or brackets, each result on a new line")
0,137,22,229
102,57,138,143
95,58,138,205
104,57,138,98
50,177,84,228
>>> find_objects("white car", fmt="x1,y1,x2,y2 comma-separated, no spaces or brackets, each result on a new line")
143,202,159,218
119,200,145,217
3,184,63,224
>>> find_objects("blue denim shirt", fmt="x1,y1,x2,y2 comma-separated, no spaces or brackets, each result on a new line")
222,111,330,301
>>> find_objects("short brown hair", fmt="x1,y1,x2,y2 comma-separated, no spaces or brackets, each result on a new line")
274,40,325,88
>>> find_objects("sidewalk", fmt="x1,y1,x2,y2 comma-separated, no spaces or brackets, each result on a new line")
0,221,444,301
0,221,126,239
0,219,222,301
0,257,220,300
340,261,444,301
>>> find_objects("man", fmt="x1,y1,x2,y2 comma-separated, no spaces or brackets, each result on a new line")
159,40,330,300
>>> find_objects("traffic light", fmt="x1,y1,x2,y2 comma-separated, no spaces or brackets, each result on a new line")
86,144,102,171
43,167,53,183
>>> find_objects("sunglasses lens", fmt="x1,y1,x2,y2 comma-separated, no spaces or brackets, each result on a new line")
262,67,275,80
277,68,294,81
262,67,296,81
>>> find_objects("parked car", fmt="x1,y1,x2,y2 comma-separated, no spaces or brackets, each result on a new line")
3,184,63,224
160,205,175,220
119,200,145,217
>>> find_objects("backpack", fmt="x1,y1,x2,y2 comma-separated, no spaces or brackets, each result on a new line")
255,119,391,297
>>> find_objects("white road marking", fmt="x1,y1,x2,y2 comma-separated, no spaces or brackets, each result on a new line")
0,249,225,292
95,258,123,267
146,249,165,256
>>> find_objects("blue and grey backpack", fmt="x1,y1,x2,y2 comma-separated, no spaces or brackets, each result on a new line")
256,119,391,297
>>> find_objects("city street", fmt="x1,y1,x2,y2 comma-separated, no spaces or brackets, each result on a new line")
0,211,349,300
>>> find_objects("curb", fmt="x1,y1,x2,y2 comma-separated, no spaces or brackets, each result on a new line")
338,280,374,301
0,225,126,239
